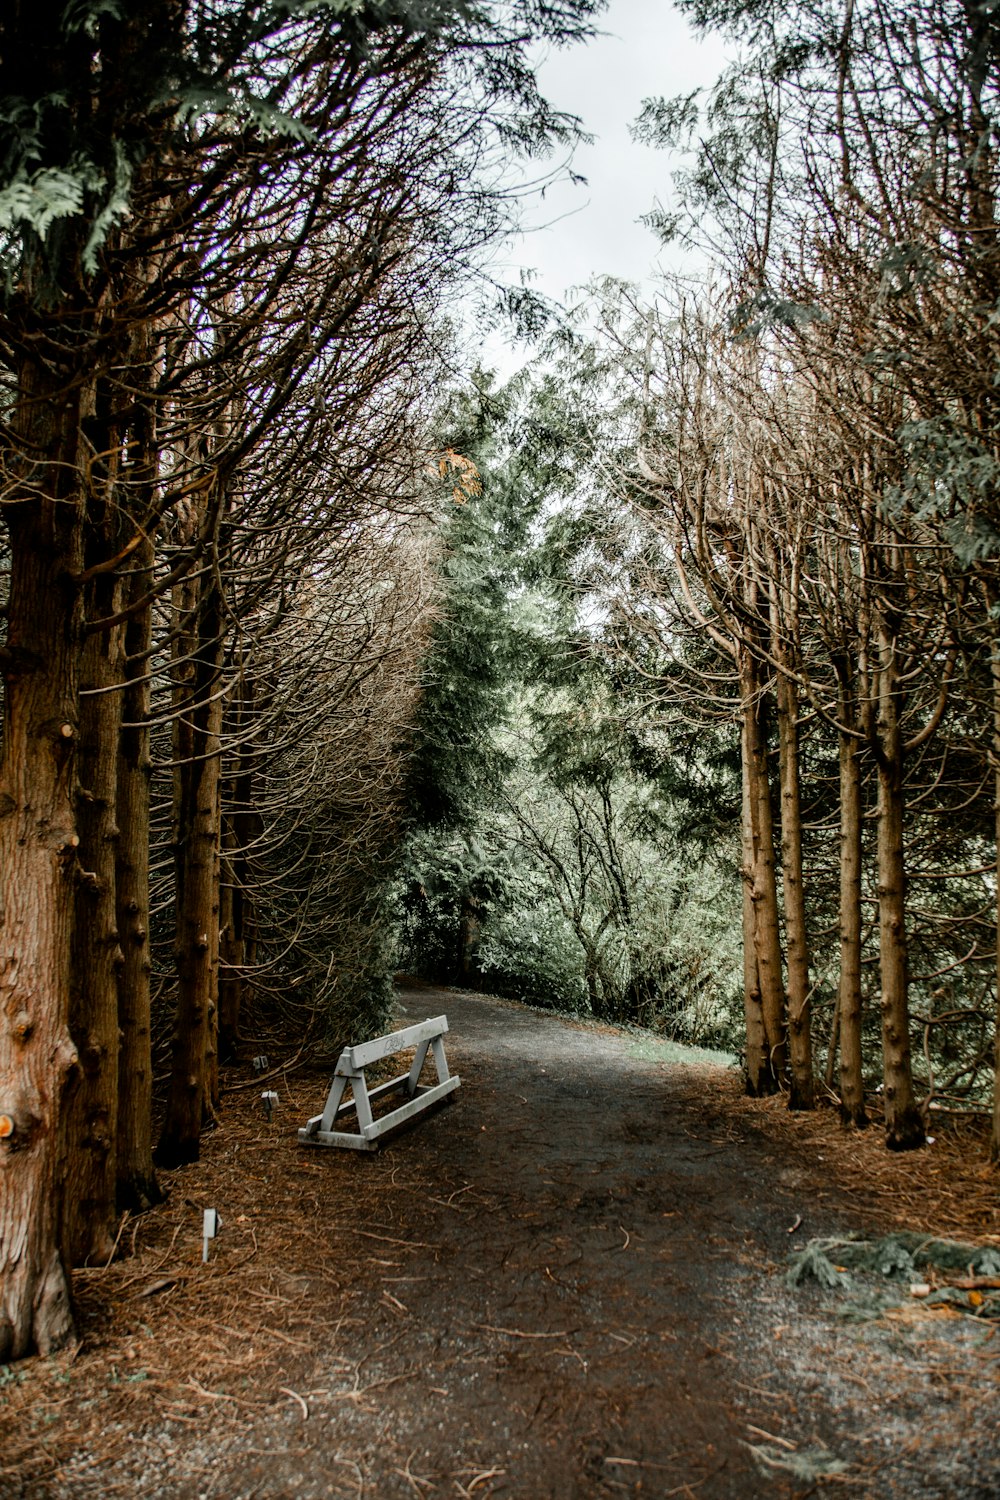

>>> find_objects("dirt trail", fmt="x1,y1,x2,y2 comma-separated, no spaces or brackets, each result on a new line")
4,985,1000,1499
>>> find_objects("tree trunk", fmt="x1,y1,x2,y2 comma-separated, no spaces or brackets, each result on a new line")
218,836,243,1065
776,670,814,1110
991,632,1000,1163
63,612,124,1265
156,543,225,1167
837,700,868,1128
875,633,924,1151
0,371,85,1359
218,678,263,1063
116,547,162,1210
740,649,786,1087
740,720,769,1094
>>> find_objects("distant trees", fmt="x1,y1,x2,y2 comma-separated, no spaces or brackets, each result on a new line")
398,374,743,1042
0,0,602,1360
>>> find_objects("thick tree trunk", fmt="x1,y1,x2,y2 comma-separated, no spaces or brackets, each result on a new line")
63,612,124,1265
740,650,786,1087
776,671,814,1110
837,707,868,1128
740,721,769,1094
875,637,924,1151
0,374,85,1359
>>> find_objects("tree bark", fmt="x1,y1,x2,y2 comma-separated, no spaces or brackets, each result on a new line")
775,669,814,1110
875,628,924,1151
156,529,225,1168
218,681,264,1064
991,631,1000,1164
116,543,162,1211
837,683,868,1128
740,720,769,1094
63,610,124,1265
218,838,243,1064
740,648,786,1088
0,369,85,1358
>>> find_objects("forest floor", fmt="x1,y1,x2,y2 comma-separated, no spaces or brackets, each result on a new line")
3,983,1000,1500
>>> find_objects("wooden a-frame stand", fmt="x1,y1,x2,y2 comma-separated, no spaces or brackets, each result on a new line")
298,1015,460,1152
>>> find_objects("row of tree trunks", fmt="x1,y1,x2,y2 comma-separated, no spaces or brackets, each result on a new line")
737,622,926,1143
735,590,929,1142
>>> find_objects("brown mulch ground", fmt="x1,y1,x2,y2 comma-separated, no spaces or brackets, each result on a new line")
728,1090,999,1238
1,985,998,1500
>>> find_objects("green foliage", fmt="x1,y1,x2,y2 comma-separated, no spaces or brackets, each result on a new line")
790,1232,1000,1287
478,892,589,1010
0,0,604,296
399,362,746,1047
631,91,702,150
895,417,1000,564
405,384,519,830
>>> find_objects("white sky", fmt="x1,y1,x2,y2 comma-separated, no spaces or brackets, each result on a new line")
474,0,729,372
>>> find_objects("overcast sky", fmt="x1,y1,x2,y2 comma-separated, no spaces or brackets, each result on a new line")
475,0,729,370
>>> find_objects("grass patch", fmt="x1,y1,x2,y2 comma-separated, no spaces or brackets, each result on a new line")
627,1035,737,1068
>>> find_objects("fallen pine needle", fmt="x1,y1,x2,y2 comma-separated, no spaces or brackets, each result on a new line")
476,1324,575,1339
746,1425,796,1451
353,1230,437,1250
188,1378,238,1404
280,1387,309,1420
468,1469,505,1491
137,1277,180,1298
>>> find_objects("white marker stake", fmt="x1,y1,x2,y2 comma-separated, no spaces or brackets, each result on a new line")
203,1208,220,1263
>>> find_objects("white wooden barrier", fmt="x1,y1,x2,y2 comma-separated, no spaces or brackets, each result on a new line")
298,1015,460,1151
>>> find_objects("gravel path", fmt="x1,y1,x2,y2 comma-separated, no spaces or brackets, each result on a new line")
6,984,1000,1499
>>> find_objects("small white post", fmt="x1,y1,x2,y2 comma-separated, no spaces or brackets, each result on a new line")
202,1207,220,1263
